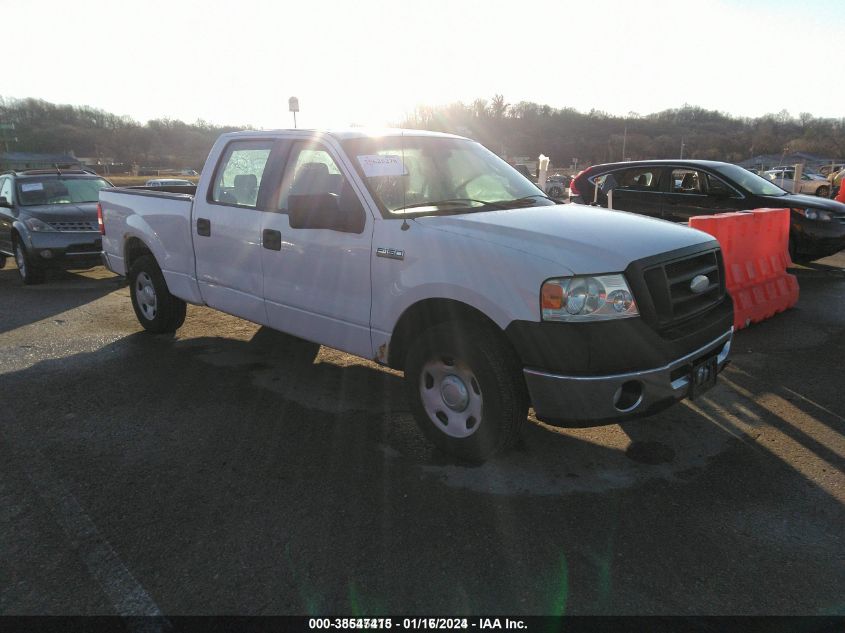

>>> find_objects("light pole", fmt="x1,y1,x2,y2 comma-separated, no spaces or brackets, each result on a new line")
289,96,299,129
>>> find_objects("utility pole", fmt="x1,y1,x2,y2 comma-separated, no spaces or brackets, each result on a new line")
680,137,685,159
622,123,627,161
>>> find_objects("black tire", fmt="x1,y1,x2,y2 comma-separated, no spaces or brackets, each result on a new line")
128,254,187,333
816,186,830,198
548,186,562,198
404,321,528,463
14,238,46,285
0,254,7,269
788,234,812,264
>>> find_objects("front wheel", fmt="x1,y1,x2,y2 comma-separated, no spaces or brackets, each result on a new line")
548,186,562,198
129,254,186,333
14,240,45,285
404,322,528,463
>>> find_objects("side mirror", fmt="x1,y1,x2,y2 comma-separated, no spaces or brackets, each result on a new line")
0,196,10,208
288,193,364,233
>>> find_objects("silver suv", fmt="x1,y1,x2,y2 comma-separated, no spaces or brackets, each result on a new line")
0,169,113,284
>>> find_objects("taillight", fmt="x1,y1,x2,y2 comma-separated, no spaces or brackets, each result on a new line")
97,202,105,235
569,168,594,198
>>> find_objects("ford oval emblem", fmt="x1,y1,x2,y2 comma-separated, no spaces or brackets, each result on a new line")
690,275,709,294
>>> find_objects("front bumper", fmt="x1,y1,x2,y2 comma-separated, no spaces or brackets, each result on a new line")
792,213,845,259
525,328,733,426
26,231,102,265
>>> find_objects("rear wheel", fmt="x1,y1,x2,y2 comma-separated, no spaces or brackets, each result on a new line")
0,254,6,269
129,254,186,333
404,322,528,463
816,186,830,198
14,239,46,285
548,186,562,198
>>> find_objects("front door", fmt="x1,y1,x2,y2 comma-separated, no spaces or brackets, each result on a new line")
260,139,373,358
662,168,713,222
192,138,279,324
0,177,14,254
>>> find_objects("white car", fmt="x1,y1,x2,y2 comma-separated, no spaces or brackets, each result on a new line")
100,129,733,461
763,168,831,197
145,178,195,187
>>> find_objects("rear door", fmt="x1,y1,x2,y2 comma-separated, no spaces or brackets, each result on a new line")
192,138,280,324
604,166,664,218
259,138,373,358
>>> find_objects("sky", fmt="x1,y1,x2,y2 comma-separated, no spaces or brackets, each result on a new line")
2,0,843,129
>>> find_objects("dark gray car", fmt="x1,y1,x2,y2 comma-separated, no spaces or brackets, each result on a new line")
0,170,112,284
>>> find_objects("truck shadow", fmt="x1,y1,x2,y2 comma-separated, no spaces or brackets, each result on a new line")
2,323,842,614
0,263,122,335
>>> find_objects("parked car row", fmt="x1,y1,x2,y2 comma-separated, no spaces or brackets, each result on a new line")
762,168,831,197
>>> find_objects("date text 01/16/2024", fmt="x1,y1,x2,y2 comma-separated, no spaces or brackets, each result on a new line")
308,618,527,630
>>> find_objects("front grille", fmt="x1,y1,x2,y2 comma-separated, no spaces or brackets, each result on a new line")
49,221,98,232
642,248,725,327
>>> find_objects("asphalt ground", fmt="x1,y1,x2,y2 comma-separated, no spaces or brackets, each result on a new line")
0,253,843,616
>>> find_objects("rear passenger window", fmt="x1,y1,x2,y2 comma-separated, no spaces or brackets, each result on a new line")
618,168,660,190
211,141,274,208
671,169,704,194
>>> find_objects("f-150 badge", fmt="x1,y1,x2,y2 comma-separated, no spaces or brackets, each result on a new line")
376,247,405,260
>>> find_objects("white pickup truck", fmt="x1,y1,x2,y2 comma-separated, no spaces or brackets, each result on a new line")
99,129,733,461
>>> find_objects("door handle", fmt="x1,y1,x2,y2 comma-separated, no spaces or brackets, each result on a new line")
196,217,211,236
263,228,282,251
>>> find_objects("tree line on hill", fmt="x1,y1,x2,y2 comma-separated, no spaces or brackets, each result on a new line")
0,96,243,169
401,96,845,169
1,95,843,171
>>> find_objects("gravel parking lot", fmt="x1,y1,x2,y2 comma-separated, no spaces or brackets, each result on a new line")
1,255,843,615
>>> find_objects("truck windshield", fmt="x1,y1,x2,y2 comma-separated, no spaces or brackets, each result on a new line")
342,136,553,216
16,177,111,206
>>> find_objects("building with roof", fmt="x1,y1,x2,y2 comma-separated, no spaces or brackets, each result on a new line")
738,152,845,172
0,152,81,171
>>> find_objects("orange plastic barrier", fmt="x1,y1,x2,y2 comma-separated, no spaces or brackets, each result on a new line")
689,208,798,331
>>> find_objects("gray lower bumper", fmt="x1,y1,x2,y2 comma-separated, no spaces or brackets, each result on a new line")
27,231,102,262
524,328,733,425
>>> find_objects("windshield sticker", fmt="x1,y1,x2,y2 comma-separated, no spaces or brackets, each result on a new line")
357,155,408,177
21,182,44,192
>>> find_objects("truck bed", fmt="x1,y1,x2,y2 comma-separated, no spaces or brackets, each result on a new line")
99,187,197,289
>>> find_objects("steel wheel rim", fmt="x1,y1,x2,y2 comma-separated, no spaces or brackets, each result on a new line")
15,244,26,278
135,272,158,321
419,355,483,438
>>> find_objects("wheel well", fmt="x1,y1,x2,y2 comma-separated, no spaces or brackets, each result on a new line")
124,237,153,272
387,298,509,371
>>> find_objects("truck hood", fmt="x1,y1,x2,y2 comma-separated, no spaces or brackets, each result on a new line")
413,204,714,274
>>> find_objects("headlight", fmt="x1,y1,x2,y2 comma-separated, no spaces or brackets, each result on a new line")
795,208,832,221
541,274,639,321
24,217,54,232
